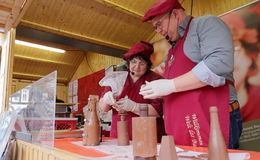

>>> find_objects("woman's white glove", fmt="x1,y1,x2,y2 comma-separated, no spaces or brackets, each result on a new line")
113,97,137,112
102,91,115,105
139,79,176,99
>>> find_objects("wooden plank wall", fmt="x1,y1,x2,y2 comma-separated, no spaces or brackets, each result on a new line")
12,140,86,160
12,51,122,103
71,51,122,81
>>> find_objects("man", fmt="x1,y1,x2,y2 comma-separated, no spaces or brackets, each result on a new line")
139,0,242,149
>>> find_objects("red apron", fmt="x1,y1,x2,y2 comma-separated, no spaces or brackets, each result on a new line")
164,17,230,147
107,71,165,142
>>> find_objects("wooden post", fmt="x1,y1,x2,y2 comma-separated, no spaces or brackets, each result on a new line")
0,28,15,112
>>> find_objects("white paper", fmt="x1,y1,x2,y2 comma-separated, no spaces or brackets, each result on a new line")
68,82,73,96
72,80,78,96
99,71,128,96
72,96,78,112
72,139,250,160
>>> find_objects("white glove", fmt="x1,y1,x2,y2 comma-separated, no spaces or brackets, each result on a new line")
102,91,115,105
139,79,176,99
113,97,137,112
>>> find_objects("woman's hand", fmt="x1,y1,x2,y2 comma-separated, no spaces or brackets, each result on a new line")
113,97,137,112
102,91,116,105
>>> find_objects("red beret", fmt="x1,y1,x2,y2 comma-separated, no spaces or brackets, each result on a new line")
123,41,153,61
142,0,183,22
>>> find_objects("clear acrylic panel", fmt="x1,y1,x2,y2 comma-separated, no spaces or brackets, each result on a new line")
10,71,57,147
0,109,18,158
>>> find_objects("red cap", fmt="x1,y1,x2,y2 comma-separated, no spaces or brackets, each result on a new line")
123,41,153,61
142,0,183,22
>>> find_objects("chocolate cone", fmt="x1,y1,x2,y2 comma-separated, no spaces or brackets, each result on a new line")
83,95,100,146
117,120,129,146
208,106,229,160
159,136,178,160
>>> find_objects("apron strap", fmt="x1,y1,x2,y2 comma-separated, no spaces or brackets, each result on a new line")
182,17,194,39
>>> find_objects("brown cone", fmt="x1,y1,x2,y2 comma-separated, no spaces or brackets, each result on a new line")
208,106,229,160
117,120,129,146
159,136,178,160
83,95,100,146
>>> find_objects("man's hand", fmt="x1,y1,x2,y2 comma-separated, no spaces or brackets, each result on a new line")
102,91,115,105
139,79,176,99
113,97,137,112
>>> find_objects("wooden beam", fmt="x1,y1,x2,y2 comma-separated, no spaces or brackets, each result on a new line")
14,55,75,66
0,5,12,13
0,23,5,33
20,20,130,51
17,25,126,57
5,0,34,31
0,28,15,112
6,29,16,111
0,23,5,28
94,0,143,19
13,72,68,83
0,32,5,45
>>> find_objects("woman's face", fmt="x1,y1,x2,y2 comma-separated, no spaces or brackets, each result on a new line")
129,57,148,78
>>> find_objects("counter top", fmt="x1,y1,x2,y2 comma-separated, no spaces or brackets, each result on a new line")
54,137,260,160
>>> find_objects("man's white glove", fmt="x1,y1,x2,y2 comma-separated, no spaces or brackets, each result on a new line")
102,91,115,105
113,97,137,112
139,79,176,99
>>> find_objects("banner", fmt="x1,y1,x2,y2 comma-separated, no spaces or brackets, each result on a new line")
221,1,260,151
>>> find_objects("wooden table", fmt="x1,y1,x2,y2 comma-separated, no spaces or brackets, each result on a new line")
54,137,260,160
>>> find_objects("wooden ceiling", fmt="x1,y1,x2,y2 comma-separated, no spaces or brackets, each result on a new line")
0,0,20,33
1,0,166,84
18,0,160,50
1,0,253,84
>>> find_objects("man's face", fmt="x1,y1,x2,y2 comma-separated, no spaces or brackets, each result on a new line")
152,12,171,37
152,11,180,42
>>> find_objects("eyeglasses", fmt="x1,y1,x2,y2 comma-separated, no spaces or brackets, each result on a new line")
153,12,170,30
130,59,147,67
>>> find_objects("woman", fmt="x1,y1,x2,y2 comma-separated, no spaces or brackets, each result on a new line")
99,41,165,142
